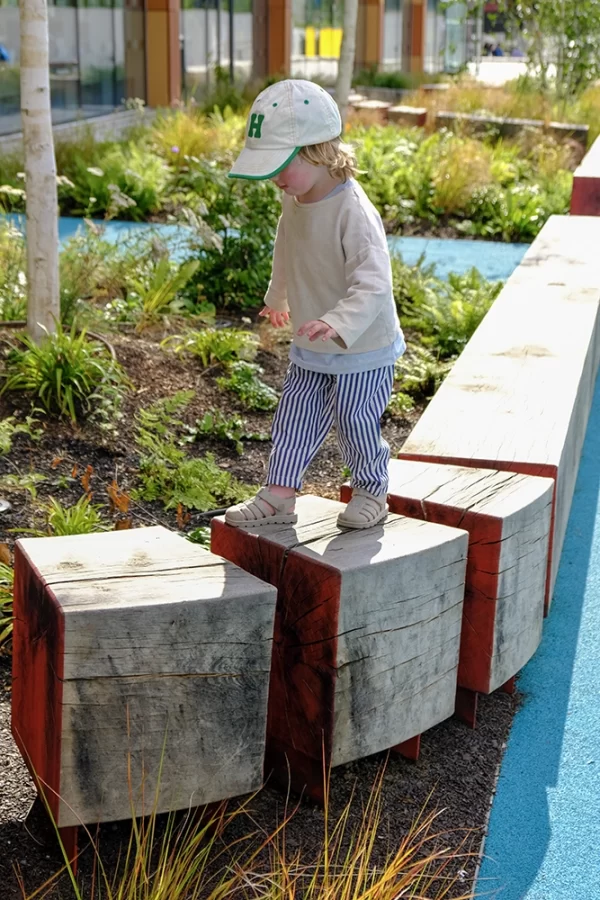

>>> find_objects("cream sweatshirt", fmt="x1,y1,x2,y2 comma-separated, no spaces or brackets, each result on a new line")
263,179,402,354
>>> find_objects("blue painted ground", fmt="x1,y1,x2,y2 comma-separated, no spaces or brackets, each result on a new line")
477,372,600,900
2,214,529,282
386,235,528,281
4,213,190,256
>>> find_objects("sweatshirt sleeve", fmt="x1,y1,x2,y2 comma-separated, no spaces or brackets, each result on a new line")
263,214,289,313
318,206,394,350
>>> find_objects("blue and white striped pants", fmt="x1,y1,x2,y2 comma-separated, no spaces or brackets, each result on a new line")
267,363,395,497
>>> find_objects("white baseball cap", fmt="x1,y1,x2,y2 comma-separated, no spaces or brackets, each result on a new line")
229,79,342,180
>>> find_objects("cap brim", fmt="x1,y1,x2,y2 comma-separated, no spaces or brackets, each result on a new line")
228,146,300,180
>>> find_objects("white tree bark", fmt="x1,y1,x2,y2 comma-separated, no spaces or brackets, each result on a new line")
19,0,60,341
335,0,360,126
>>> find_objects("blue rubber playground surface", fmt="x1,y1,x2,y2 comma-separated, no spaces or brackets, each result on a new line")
386,235,528,282
477,371,600,899
2,214,529,283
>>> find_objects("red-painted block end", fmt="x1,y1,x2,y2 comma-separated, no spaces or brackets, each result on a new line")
11,543,64,822
211,512,341,800
392,734,421,762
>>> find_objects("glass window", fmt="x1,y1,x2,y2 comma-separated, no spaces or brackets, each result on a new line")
290,0,343,81
0,0,145,136
0,0,19,133
383,0,403,71
182,0,253,100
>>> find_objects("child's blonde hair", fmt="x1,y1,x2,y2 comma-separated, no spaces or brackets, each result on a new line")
299,138,357,181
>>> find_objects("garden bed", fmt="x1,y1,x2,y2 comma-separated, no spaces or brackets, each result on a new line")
0,105,579,252
0,319,520,898
0,324,417,543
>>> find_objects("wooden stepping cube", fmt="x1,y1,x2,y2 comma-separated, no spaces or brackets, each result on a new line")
343,461,553,699
388,105,427,128
11,526,277,830
211,496,468,799
350,99,392,122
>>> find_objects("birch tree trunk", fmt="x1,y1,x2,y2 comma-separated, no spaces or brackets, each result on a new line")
335,0,360,126
19,0,60,341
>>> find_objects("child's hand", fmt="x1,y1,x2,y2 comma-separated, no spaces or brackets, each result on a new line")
259,307,289,328
297,320,339,343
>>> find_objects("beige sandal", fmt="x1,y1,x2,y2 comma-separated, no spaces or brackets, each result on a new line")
337,488,388,530
225,487,298,529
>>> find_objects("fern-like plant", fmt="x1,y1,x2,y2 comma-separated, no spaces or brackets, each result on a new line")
134,393,257,510
408,268,502,359
189,409,269,455
395,345,452,399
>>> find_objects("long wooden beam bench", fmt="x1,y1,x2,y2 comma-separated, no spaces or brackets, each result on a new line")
571,135,600,216
211,496,468,800
399,215,600,609
343,461,554,727
12,526,277,863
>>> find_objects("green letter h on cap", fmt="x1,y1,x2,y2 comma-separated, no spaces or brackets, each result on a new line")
248,113,265,139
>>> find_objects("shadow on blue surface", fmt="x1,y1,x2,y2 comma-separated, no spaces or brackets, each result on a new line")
477,371,600,899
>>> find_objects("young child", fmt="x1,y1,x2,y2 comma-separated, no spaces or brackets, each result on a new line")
225,79,405,530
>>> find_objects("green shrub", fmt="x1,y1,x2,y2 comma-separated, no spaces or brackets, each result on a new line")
58,223,195,329
353,68,438,91
175,162,281,310
391,253,439,320
152,104,245,163
217,361,279,411
162,327,259,366
135,389,195,436
1,322,128,423
0,182,26,214
196,66,251,116
351,125,573,241
57,141,171,220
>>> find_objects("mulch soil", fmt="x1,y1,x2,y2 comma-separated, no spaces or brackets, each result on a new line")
0,319,519,898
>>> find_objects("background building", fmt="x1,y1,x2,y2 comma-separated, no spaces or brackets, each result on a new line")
0,0,466,135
